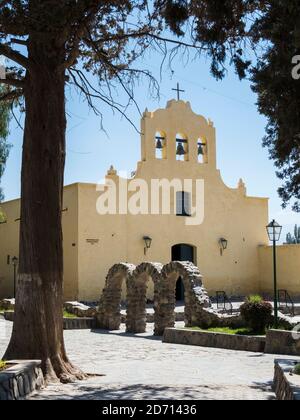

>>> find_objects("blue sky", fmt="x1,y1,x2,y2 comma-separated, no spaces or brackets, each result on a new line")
1,52,299,242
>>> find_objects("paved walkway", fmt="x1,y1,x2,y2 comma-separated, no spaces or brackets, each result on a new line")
0,319,287,400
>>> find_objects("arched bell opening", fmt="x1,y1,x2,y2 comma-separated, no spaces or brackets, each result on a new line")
155,131,167,160
176,133,189,162
197,137,208,164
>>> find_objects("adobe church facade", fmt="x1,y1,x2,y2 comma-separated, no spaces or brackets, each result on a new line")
0,100,276,301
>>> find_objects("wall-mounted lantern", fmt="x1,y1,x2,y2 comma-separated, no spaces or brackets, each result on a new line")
219,238,228,256
143,236,152,256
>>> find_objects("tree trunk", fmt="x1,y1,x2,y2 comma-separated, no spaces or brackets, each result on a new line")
3,39,85,383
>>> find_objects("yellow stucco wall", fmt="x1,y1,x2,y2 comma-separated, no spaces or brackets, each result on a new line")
61,184,79,301
258,244,300,298
0,199,20,297
0,184,79,300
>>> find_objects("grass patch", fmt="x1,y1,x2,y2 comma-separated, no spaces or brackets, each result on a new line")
186,327,264,336
294,364,300,376
0,308,14,315
0,360,7,372
1,308,77,319
63,311,78,319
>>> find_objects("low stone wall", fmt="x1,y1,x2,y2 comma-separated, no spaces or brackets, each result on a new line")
64,302,96,318
4,312,95,330
4,311,14,322
0,361,44,400
63,317,95,330
274,359,300,401
265,330,300,356
163,328,266,353
0,299,15,311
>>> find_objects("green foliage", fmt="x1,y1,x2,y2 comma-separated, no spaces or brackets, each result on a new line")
63,311,77,319
247,295,263,304
0,86,11,202
240,297,273,334
286,225,300,244
207,327,255,336
294,364,300,375
251,1,300,212
186,327,261,336
0,360,6,372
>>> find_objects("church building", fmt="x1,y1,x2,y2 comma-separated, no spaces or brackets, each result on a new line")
1,99,298,302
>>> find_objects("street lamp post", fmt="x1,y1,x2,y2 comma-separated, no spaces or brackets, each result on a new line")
266,220,282,328
12,256,18,299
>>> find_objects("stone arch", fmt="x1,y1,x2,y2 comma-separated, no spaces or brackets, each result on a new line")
97,260,230,336
171,244,196,301
126,262,163,334
155,261,211,336
96,263,136,330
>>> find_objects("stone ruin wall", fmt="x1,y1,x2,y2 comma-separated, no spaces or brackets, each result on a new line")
97,261,243,336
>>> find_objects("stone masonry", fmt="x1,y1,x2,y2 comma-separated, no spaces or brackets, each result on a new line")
274,359,300,400
0,361,44,400
97,263,136,330
0,299,15,311
64,301,96,318
127,262,163,334
96,261,243,336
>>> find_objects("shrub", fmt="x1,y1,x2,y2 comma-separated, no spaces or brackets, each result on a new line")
247,295,263,304
240,296,272,334
294,364,300,375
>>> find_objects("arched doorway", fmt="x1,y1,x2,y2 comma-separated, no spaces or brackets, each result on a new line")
171,244,196,301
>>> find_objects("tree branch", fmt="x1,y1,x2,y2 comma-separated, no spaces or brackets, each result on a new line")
0,73,25,88
0,43,31,69
11,38,28,46
95,31,207,52
68,68,140,133
0,88,23,102
61,1,104,70
0,75,24,88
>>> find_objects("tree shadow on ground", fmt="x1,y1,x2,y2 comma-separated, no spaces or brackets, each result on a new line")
91,329,163,341
30,382,276,400
247,353,266,358
250,381,276,400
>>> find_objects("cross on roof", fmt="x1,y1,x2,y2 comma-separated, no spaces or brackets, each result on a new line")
172,82,185,101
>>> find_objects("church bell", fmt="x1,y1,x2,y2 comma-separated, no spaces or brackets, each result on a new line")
198,143,204,156
176,142,186,156
156,138,163,150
